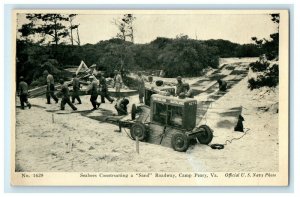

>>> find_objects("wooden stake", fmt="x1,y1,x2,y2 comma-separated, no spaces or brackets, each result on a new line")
66,137,72,153
136,137,139,154
52,114,54,123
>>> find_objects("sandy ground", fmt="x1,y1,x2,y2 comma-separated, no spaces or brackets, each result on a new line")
15,58,278,172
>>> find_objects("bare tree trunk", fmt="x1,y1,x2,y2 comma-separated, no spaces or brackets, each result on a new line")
54,20,58,46
130,26,134,43
76,27,81,46
122,31,126,41
69,22,74,46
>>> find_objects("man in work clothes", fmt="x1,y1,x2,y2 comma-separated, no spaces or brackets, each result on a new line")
217,79,227,91
86,76,100,110
99,73,114,104
71,74,82,104
59,79,77,111
43,70,59,104
175,76,185,96
115,98,129,116
18,76,31,110
137,72,145,103
113,70,123,101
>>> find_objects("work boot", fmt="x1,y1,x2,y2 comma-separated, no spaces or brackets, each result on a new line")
56,99,59,104
96,103,100,108
73,108,77,111
110,99,115,104
91,108,97,111
28,103,31,109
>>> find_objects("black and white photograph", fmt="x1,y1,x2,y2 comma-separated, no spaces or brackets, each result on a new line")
11,9,289,186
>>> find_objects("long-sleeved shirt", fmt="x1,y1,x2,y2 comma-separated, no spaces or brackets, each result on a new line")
99,76,107,90
72,77,80,91
60,82,70,98
47,74,54,85
176,82,185,95
18,81,29,95
86,80,99,96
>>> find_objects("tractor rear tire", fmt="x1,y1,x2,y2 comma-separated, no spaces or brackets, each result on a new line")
131,104,137,120
197,125,213,145
130,122,147,141
171,132,190,152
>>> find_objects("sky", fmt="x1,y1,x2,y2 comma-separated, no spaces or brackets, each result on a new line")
17,13,279,45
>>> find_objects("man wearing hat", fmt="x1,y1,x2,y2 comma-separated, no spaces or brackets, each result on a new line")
86,75,100,110
43,70,59,104
59,79,77,111
98,73,114,104
175,76,185,96
71,73,82,104
18,76,31,110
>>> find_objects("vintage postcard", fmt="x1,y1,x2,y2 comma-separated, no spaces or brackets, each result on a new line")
11,9,289,186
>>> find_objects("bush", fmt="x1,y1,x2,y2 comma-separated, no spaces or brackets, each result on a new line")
249,60,270,72
248,63,279,90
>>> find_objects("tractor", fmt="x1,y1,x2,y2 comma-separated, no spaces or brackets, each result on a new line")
120,92,213,152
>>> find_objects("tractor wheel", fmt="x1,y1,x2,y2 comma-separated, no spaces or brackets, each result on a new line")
130,122,147,141
197,125,213,145
131,104,137,120
171,132,190,152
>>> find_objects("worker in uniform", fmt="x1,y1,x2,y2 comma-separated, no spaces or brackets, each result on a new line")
60,79,77,111
217,79,227,91
43,70,59,104
113,70,123,101
183,83,194,98
148,73,154,84
86,76,100,110
71,74,82,104
18,76,31,110
98,73,114,104
115,98,129,116
137,72,145,103
175,76,185,96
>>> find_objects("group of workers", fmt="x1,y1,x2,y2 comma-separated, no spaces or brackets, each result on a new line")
17,69,227,114
17,69,130,115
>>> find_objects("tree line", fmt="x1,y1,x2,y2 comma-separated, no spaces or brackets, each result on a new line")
16,13,278,88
